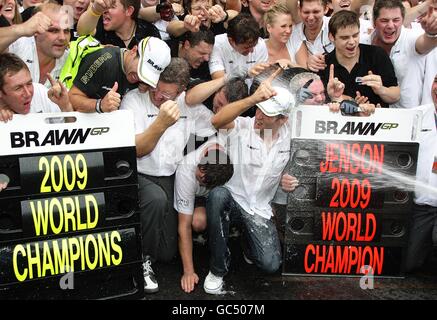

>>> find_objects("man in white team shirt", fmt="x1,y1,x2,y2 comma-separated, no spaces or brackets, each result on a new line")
174,138,234,294
0,2,70,88
119,57,215,293
0,52,72,118
371,0,437,108
422,48,437,105
0,52,73,192
208,13,268,80
287,0,379,72
405,73,437,272
203,68,299,294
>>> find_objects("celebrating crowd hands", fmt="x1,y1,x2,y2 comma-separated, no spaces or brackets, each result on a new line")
0,0,436,297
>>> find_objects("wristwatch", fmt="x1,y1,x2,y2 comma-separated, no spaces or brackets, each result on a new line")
95,99,103,113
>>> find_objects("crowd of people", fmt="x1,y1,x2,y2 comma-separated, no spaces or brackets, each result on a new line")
0,0,436,296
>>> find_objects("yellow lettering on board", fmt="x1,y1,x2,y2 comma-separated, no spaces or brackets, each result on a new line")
13,245,27,282
62,197,76,232
49,198,64,235
30,200,49,236
41,241,54,277
111,231,123,265
26,243,41,279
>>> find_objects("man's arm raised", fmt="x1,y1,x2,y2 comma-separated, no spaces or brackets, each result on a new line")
135,100,180,157
211,67,281,130
0,12,51,52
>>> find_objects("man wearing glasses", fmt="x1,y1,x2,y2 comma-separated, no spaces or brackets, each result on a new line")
119,57,216,294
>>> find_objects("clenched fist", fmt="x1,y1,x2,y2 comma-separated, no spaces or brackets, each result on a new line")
156,100,180,128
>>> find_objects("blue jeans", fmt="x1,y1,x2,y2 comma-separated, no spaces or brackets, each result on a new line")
206,187,282,277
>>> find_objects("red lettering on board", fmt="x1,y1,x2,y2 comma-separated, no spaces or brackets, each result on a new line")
320,143,384,174
321,212,377,242
304,245,384,274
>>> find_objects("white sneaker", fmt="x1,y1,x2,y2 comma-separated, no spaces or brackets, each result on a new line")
142,256,159,293
203,271,223,295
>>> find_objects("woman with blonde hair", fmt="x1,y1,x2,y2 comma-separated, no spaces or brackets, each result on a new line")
264,2,300,67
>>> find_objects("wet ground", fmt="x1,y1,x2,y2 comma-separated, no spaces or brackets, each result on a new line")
145,237,437,300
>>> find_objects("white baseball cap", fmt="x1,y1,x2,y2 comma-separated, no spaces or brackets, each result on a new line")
137,37,171,88
256,86,295,117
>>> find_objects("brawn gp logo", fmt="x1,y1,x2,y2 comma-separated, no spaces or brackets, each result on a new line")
10,127,110,148
315,121,399,135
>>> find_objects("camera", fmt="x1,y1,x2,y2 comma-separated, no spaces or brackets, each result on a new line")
340,99,361,115
156,0,174,21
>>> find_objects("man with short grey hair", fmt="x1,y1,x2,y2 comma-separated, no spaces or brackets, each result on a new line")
120,57,216,293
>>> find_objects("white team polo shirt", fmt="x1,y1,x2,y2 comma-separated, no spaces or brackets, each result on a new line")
290,16,333,56
414,104,437,207
120,89,216,176
358,18,374,45
371,27,426,108
208,33,268,77
9,36,68,89
421,49,437,105
174,137,227,215
224,117,291,220
30,83,62,113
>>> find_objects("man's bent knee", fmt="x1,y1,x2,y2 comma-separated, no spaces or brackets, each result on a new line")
257,253,281,274
208,186,230,203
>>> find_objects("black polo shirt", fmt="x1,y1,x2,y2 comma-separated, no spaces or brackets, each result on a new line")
73,47,136,99
318,44,398,108
95,17,161,49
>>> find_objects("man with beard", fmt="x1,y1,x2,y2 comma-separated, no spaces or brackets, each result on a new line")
0,2,69,88
318,10,400,107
